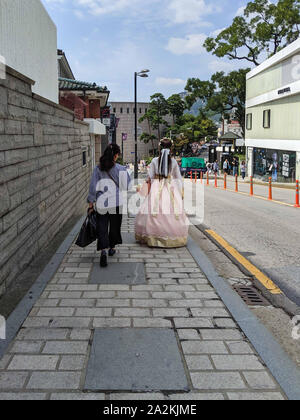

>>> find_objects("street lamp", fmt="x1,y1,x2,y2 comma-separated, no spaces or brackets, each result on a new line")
134,69,150,179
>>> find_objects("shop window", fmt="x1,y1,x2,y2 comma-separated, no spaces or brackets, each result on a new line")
263,110,271,128
246,113,252,130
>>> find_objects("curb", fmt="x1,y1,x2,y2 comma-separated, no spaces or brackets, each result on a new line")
196,225,300,317
187,237,300,401
0,216,85,360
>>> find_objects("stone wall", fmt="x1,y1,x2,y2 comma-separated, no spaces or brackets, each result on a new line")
0,67,93,297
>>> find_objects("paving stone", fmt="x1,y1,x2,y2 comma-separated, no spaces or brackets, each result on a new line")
191,308,230,318
153,309,190,318
0,372,28,389
177,329,200,340
48,292,82,299
184,292,219,299
8,355,59,371
165,285,196,292
67,285,98,291
9,341,43,354
170,300,203,308
59,299,95,307
191,372,246,390
0,393,47,400
45,285,68,291
227,392,284,400
109,393,166,400
116,292,150,299
36,308,75,317
152,292,183,299
17,328,69,341
178,279,209,285
226,341,254,355
243,372,277,389
50,393,106,400
174,318,214,328
133,318,172,328
59,356,86,371
132,299,168,308
84,328,189,391
132,285,163,291
185,356,214,371
48,318,91,328
27,372,81,390
161,274,189,279
42,341,88,355
204,301,225,308
148,279,178,285
114,308,150,317
35,299,60,307
214,319,237,328
96,299,130,307
0,355,11,370
93,318,131,328
182,341,228,355
99,285,130,291
212,355,264,371
69,329,92,340
82,292,115,298
201,330,243,340
75,308,112,317
168,393,224,400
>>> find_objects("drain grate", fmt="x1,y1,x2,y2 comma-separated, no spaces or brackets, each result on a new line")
233,285,270,306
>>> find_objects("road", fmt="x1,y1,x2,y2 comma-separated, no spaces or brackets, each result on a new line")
185,178,300,306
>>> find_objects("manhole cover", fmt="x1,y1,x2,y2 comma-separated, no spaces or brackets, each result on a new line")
84,328,189,392
90,263,146,285
233,285,270,306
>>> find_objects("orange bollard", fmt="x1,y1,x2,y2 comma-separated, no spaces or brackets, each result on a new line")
235,174,238,192
268,177,272,200
215,173,218,188
295,180,300,208
250,176,254,196
190,171,192,182
207,171,209,185
195,172,197,183
200,171,203,184
224,173,227,190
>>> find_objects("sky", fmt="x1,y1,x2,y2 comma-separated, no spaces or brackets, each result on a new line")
42,0,253,102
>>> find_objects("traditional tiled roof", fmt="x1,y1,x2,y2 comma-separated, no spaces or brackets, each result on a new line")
219,131,242,140
59,77,109,93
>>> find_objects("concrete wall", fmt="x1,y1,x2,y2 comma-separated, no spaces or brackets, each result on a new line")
0,67,93,298
0,0,58,103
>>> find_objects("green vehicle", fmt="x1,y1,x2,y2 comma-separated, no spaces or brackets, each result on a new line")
181,157,207,178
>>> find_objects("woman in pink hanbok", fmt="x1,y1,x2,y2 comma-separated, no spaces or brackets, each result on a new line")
135,138,189,248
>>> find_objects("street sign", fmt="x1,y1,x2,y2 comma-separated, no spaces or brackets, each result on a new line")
122,133,128,141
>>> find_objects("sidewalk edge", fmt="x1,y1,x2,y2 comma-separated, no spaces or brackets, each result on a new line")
0,216,85,360
187,237,300,401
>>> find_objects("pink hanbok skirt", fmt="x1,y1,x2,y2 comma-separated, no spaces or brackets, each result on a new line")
135,177,189,248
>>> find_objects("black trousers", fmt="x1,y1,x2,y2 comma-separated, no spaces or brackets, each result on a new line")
96,207,123,251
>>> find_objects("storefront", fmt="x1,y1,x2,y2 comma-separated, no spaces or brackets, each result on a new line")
253,148,296,183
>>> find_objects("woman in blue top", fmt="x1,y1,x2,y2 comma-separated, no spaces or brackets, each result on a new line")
87,144,131,267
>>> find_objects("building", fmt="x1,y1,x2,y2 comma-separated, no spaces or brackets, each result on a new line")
59,78,110,165
57,49,75,80
0,0,58,103
110,102,160,163
245,38,300,183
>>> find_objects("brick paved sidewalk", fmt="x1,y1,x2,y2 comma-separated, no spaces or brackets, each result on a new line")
0,217,286,400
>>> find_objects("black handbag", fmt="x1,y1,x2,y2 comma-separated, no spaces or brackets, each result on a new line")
75,212,97,248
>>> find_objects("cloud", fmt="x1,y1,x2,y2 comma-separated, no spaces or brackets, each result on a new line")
166,34,207,55
155,77,186,86
167,0,218,24
236,6,246,16
76,0,139,16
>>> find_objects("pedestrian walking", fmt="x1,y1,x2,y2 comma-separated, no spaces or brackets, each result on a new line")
213,160,219,175
135,138,189,248
232,158,239,177
87,144,131,268
241,161,246,180
223,159,229,174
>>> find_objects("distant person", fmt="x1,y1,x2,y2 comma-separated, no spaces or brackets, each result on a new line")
232,158,239,177
223,159,229,174
213,160,219,175
241,161,246,180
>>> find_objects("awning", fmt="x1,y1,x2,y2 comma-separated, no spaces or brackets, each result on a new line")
84,119,106,135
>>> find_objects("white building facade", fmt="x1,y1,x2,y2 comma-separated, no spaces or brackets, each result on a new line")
245,38,300,183
0,0,58,103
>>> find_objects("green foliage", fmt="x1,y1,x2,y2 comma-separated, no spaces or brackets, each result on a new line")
140,132,157,155
185,69,250,136
167,94,186,124
204,0,300,65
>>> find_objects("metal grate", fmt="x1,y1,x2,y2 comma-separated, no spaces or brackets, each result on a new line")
233,285,270,306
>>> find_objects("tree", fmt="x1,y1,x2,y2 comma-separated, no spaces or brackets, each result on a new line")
204,0,300,66
185,69,250,136
140,132,157,155
148,93,169,140
167,94,186,124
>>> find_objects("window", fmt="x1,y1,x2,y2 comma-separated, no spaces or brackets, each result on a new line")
127,108,130,114
246,113,252,130
120,108,123,114
139,108,142,114
113,108,116,113
263,110,271,128
82,150,87,167
145,108,148,113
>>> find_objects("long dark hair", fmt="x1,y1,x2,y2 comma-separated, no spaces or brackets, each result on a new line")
158,138,172,178
99,144,121,172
